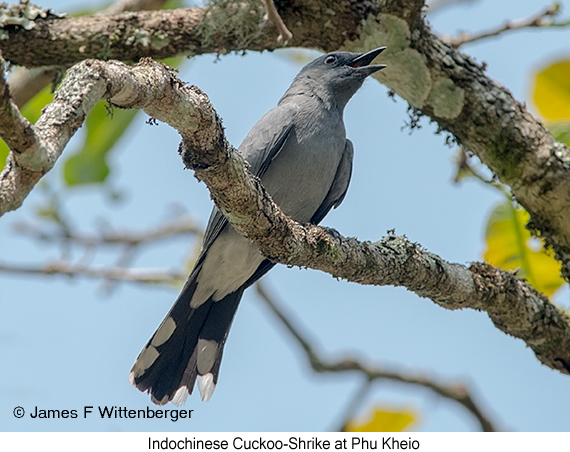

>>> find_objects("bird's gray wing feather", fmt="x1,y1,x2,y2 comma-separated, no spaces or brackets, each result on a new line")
240,103,299,178
310,139,354,225
200,104,299,253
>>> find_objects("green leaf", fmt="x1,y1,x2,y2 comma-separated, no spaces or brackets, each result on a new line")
20,84,53,123
533,59,570,121
483,200,564,296
63,102,138,186
548,122,570,146
345,407,416,432
0,139,8,167
163,0,185,9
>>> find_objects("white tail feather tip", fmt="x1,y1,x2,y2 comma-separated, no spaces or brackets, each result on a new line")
197,373,216,402
172,386,189,406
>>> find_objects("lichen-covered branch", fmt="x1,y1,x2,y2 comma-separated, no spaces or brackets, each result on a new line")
140,57,567,378
205,165,570,376
8,0,171,107
0,0,377,67
2,0,570,282
350,1,570,282
2,57,569,375
0,5,209,67
0,56,105,215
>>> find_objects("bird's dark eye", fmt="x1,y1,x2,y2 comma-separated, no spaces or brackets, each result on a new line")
325,55,337,65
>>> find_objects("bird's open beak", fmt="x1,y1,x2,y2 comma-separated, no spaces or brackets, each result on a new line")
349,47,387,76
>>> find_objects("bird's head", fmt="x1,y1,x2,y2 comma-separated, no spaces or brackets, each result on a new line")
294,47,386,109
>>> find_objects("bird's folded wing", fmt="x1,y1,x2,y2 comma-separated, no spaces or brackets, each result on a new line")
200,103,299,255
310,139,354,225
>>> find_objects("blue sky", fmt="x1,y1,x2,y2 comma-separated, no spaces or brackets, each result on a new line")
1,0,570,432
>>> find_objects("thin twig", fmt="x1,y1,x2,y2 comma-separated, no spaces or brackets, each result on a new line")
442,3,569,48
262,0,293,43
102,244,138,294
9,214,200,292
256,280,319,363
13,216,201,247
255,281,498,432
0,260,185,285
337,379,373,432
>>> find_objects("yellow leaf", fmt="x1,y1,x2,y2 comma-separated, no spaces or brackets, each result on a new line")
483,201,564,296
533,60,570,120
345,407,416,432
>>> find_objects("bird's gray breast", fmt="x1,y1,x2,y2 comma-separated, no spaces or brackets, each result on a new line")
260,105,346,223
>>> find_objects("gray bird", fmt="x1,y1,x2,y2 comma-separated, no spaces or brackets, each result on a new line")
130,47,386,405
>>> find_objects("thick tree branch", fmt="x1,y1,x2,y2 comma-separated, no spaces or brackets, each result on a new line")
0,56,226,215
0,5,206,67
0,56,104,214
255,281,498,432
361,0,570,282
1,58,569,375
2,0,570,282
1,0,570,378
0,0,379,67
7,0,171,107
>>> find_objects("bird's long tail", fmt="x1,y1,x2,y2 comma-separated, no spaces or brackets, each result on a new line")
129,272,243,405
